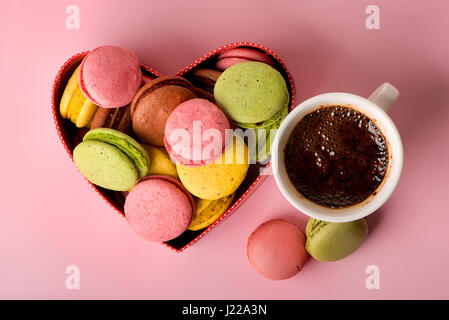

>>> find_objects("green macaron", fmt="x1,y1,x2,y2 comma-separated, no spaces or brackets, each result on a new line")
73,128,149,191
236,105,288,162
214,61,289,124
305,218,368,262
83,128,149,178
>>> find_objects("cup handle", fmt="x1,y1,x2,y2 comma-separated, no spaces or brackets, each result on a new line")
368,82,400,112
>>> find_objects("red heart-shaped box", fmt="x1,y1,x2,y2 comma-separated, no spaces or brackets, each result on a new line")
52,42,296,252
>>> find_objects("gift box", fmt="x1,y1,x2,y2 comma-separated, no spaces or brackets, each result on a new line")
51,42,296,252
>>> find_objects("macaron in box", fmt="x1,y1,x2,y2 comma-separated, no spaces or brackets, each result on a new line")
52,42,296,252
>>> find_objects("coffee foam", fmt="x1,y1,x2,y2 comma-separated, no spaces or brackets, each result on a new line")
284,105,389,208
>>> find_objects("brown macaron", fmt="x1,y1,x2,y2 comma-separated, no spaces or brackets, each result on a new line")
188,68,222,103
90,105,132,134
189,68,222,93
130,76,196,146
191,86,215,103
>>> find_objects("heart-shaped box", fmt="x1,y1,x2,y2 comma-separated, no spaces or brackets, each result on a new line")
52,42,296,252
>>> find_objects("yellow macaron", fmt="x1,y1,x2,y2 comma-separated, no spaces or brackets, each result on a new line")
176,135,249,200
144,145,178,180
60,66,98,128
188,193,236,231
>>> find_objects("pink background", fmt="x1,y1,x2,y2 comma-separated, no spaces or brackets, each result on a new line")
1,0,448,299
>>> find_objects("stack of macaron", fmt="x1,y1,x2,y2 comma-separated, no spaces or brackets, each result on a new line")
246,217,369,280
185,48,290,162
60,66,98,128
59,45,290,244
213,50,289,161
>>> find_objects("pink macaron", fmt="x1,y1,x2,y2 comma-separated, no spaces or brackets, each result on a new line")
124,175,194,242
216,48,275,71
79,45,142,108
164,98,231,166
247,219,309,280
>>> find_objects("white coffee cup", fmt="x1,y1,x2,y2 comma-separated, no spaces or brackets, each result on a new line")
272,83,403,222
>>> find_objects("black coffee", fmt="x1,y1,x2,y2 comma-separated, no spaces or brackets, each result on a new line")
284,105,389,208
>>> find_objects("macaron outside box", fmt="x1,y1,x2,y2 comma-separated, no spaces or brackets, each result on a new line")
52,42,296,252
